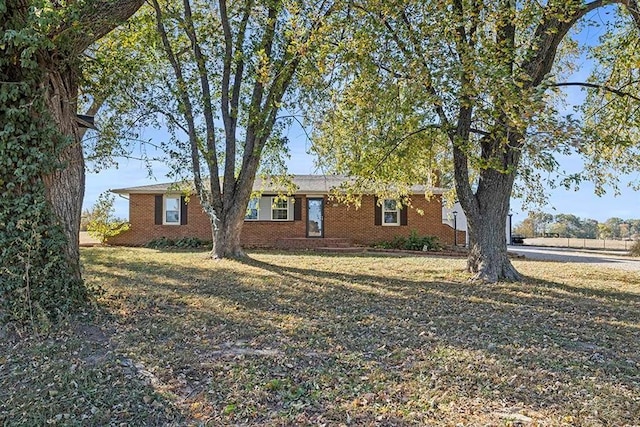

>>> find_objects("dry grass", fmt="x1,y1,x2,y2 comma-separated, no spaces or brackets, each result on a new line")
1,248,639,426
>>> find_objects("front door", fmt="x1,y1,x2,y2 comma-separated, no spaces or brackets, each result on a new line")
307,198,324,238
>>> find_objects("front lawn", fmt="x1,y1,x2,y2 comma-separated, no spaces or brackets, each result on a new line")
1,248,639,425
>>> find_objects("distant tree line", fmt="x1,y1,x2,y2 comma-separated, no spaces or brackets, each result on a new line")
514,212,640,240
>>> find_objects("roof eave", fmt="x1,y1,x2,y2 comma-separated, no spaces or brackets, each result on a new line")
111,187,449,196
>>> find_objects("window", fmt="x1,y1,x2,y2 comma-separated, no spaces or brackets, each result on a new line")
383,199,400,225
271,197,289,220
245,198,259,220
164,196,180,224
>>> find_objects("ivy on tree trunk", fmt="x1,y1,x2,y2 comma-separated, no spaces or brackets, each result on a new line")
0,0,144,326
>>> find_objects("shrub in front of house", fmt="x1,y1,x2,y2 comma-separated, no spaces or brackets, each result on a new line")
145,237,211,249
374,230,441,251
175,237,212,249
630,240,640,257
145,237,174,248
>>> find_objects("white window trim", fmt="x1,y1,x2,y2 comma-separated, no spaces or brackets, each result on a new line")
382,199,400,226
271,197,290,221
245,198,259,221
164,195,181,225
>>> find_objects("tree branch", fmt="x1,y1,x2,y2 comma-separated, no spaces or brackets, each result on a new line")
450,0,479,217
230,0,253,145
622,0,640,29
182,0,220,192
151,0,215,213
523,0,640,87
553,82,640,102
372,8,452,133
240,3,278,184
521,0,605,87
370,125,441,174
53,0,145,55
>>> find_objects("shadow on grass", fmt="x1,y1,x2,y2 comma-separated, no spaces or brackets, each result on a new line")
89,249,640,364
62,249,640,424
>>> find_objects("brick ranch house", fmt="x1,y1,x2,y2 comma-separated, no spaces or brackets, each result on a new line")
108,175,465,248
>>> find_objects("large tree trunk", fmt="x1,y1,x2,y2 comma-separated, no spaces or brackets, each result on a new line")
211,200,247,259
42,65,85,281
1,0,145,325
454,133,523,283
211,217,245,259
207,152,261,260
36,0,146,284
465,170,521,282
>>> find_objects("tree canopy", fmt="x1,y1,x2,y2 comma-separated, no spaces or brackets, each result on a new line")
308,0,640,282
90,0,335,257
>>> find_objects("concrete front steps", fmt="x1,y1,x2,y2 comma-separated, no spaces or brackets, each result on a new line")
275,237,352,250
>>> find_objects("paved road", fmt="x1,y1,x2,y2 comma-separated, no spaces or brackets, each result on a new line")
509,245,640,272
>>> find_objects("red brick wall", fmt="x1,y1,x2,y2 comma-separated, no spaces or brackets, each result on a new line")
108,193,463,247
241,220,306,247
108,194,212,246
323,195,457,246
